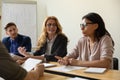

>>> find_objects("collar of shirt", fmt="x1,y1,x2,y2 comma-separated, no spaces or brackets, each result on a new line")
46,34,57,55
47,34,57,43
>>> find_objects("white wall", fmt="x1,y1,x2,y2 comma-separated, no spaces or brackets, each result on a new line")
0,1,1,37
0,0,120,69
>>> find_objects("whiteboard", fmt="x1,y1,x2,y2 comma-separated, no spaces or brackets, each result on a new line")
1,2,37,47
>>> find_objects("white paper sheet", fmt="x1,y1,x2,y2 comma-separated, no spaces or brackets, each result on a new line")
21,58,42,71
50,66,86,72
84,67,107,73
68,77,88,80
0,77,4,80
43,63,56,68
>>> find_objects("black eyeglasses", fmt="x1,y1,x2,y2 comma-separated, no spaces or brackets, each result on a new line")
46,23,57,27
80,23,95,28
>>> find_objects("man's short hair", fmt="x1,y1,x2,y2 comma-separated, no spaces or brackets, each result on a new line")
4,22,17,30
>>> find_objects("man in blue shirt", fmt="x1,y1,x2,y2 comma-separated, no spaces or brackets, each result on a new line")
2,22,32,59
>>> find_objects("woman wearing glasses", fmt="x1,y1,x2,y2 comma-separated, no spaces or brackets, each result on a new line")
56,12,114,69
18,16,68,62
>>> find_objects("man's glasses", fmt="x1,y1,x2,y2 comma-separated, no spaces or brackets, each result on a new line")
80,23,95,28
46,23,57,27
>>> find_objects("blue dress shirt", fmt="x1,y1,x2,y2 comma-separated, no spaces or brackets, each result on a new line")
2,34,32,57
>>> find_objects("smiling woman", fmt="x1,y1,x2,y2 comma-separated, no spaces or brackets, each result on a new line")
18,16,68,62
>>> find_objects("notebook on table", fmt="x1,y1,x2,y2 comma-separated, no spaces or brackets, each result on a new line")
43,63,56,68
84,67,107,74
21,58,42,71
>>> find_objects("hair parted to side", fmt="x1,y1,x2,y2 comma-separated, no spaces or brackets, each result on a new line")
4,22,17,30
36,16,66,49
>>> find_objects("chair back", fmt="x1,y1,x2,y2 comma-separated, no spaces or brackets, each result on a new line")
113,57,119,70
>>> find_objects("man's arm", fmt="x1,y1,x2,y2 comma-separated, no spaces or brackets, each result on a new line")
24,64,44,80
0,41,44,80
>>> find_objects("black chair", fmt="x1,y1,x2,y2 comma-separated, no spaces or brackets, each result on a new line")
113,57,119,70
